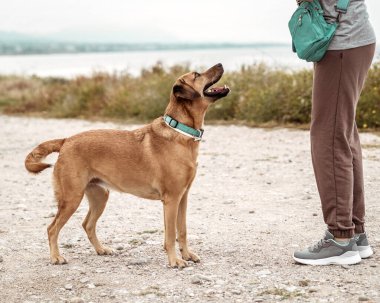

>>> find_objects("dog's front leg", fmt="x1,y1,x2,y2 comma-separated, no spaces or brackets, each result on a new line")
163,198,187,268
177,190,200,263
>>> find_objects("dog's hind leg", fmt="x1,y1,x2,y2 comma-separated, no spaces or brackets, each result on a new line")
83,183,113,255
48,171,85,265
177,189,200,263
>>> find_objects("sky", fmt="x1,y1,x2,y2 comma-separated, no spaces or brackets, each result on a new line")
0,0,379,43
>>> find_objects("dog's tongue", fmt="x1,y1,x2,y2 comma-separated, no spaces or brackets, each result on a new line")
209,86,224,92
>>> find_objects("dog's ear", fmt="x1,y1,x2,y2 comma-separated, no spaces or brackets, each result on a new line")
173,82,200,102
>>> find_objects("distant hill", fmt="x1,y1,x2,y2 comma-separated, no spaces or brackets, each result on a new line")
0,30,289,55
0,31,48,43
0,28,179,44
41,27,180,44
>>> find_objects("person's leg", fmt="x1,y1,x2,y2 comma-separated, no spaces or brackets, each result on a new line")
351,122,365,233
349,44,376,259
310,44,375,239
311,49,355,238
349,45,376,234
294,44,376,265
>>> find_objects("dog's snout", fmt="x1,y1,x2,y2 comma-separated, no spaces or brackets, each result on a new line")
205,63,224,76
215,63,223,71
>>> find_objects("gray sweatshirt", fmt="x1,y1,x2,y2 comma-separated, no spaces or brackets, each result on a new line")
319,0,376,50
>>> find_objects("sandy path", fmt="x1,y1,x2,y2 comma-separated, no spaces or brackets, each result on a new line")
0,115,379,303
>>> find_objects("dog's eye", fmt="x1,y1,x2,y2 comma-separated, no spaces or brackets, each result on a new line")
194,72,201,79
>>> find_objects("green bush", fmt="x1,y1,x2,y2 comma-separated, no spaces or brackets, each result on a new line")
357,62,380,128
0,62,379,128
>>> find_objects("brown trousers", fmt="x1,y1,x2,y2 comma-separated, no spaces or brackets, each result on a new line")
311,43,376,238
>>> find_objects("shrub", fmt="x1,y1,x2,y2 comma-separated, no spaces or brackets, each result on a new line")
0,62,378,129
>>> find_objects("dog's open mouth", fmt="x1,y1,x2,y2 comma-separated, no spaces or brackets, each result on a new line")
203,84,230,97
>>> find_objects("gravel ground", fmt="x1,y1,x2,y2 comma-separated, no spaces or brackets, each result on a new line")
0,115,379,303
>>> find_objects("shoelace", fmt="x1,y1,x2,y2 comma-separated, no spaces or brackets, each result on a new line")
309,239,328,251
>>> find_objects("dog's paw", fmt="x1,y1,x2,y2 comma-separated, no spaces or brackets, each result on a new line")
96,246,114,255
169,258,188,269
50,255,67,265
182,251,201,263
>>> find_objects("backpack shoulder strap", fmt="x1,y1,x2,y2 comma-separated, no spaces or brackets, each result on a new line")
336,0,350,13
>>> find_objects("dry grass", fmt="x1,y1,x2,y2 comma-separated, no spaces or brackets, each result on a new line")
0,62,379,128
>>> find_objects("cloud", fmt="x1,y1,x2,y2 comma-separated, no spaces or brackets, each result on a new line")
0,0,378,43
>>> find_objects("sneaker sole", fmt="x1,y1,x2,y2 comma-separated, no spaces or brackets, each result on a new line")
358,246,373,259
293,251,361,266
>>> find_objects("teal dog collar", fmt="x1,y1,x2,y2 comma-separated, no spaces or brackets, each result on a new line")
163,115,204,141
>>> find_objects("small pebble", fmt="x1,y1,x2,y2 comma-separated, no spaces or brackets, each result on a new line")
87,283,96,289
146,293,156,299
256,270,271,276
299,280,309,287
203,289,215,296
231,289,242,295
286,286,298,293
128,258,149,266
358,296,369,302
64,284,73,291
191,274,213,284
191,277,202,285
183,266,194,271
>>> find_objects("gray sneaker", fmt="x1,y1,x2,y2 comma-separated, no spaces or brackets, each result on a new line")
355,232,374,259
293,231,361,265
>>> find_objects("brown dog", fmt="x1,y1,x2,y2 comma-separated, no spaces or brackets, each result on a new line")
25,63,230,268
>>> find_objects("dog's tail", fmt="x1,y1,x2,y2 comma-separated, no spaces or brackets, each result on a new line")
25,138,66,174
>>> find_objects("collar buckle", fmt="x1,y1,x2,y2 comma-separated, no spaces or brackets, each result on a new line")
168,117,179,128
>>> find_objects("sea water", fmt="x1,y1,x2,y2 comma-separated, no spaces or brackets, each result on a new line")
0,46,342,78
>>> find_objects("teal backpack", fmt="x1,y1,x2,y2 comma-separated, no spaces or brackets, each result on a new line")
289,0,350,62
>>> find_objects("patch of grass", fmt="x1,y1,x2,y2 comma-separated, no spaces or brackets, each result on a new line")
362,144,380,149
0,62,379,129
0,98,16,107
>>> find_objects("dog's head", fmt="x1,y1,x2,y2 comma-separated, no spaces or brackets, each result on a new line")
171,63,230,105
